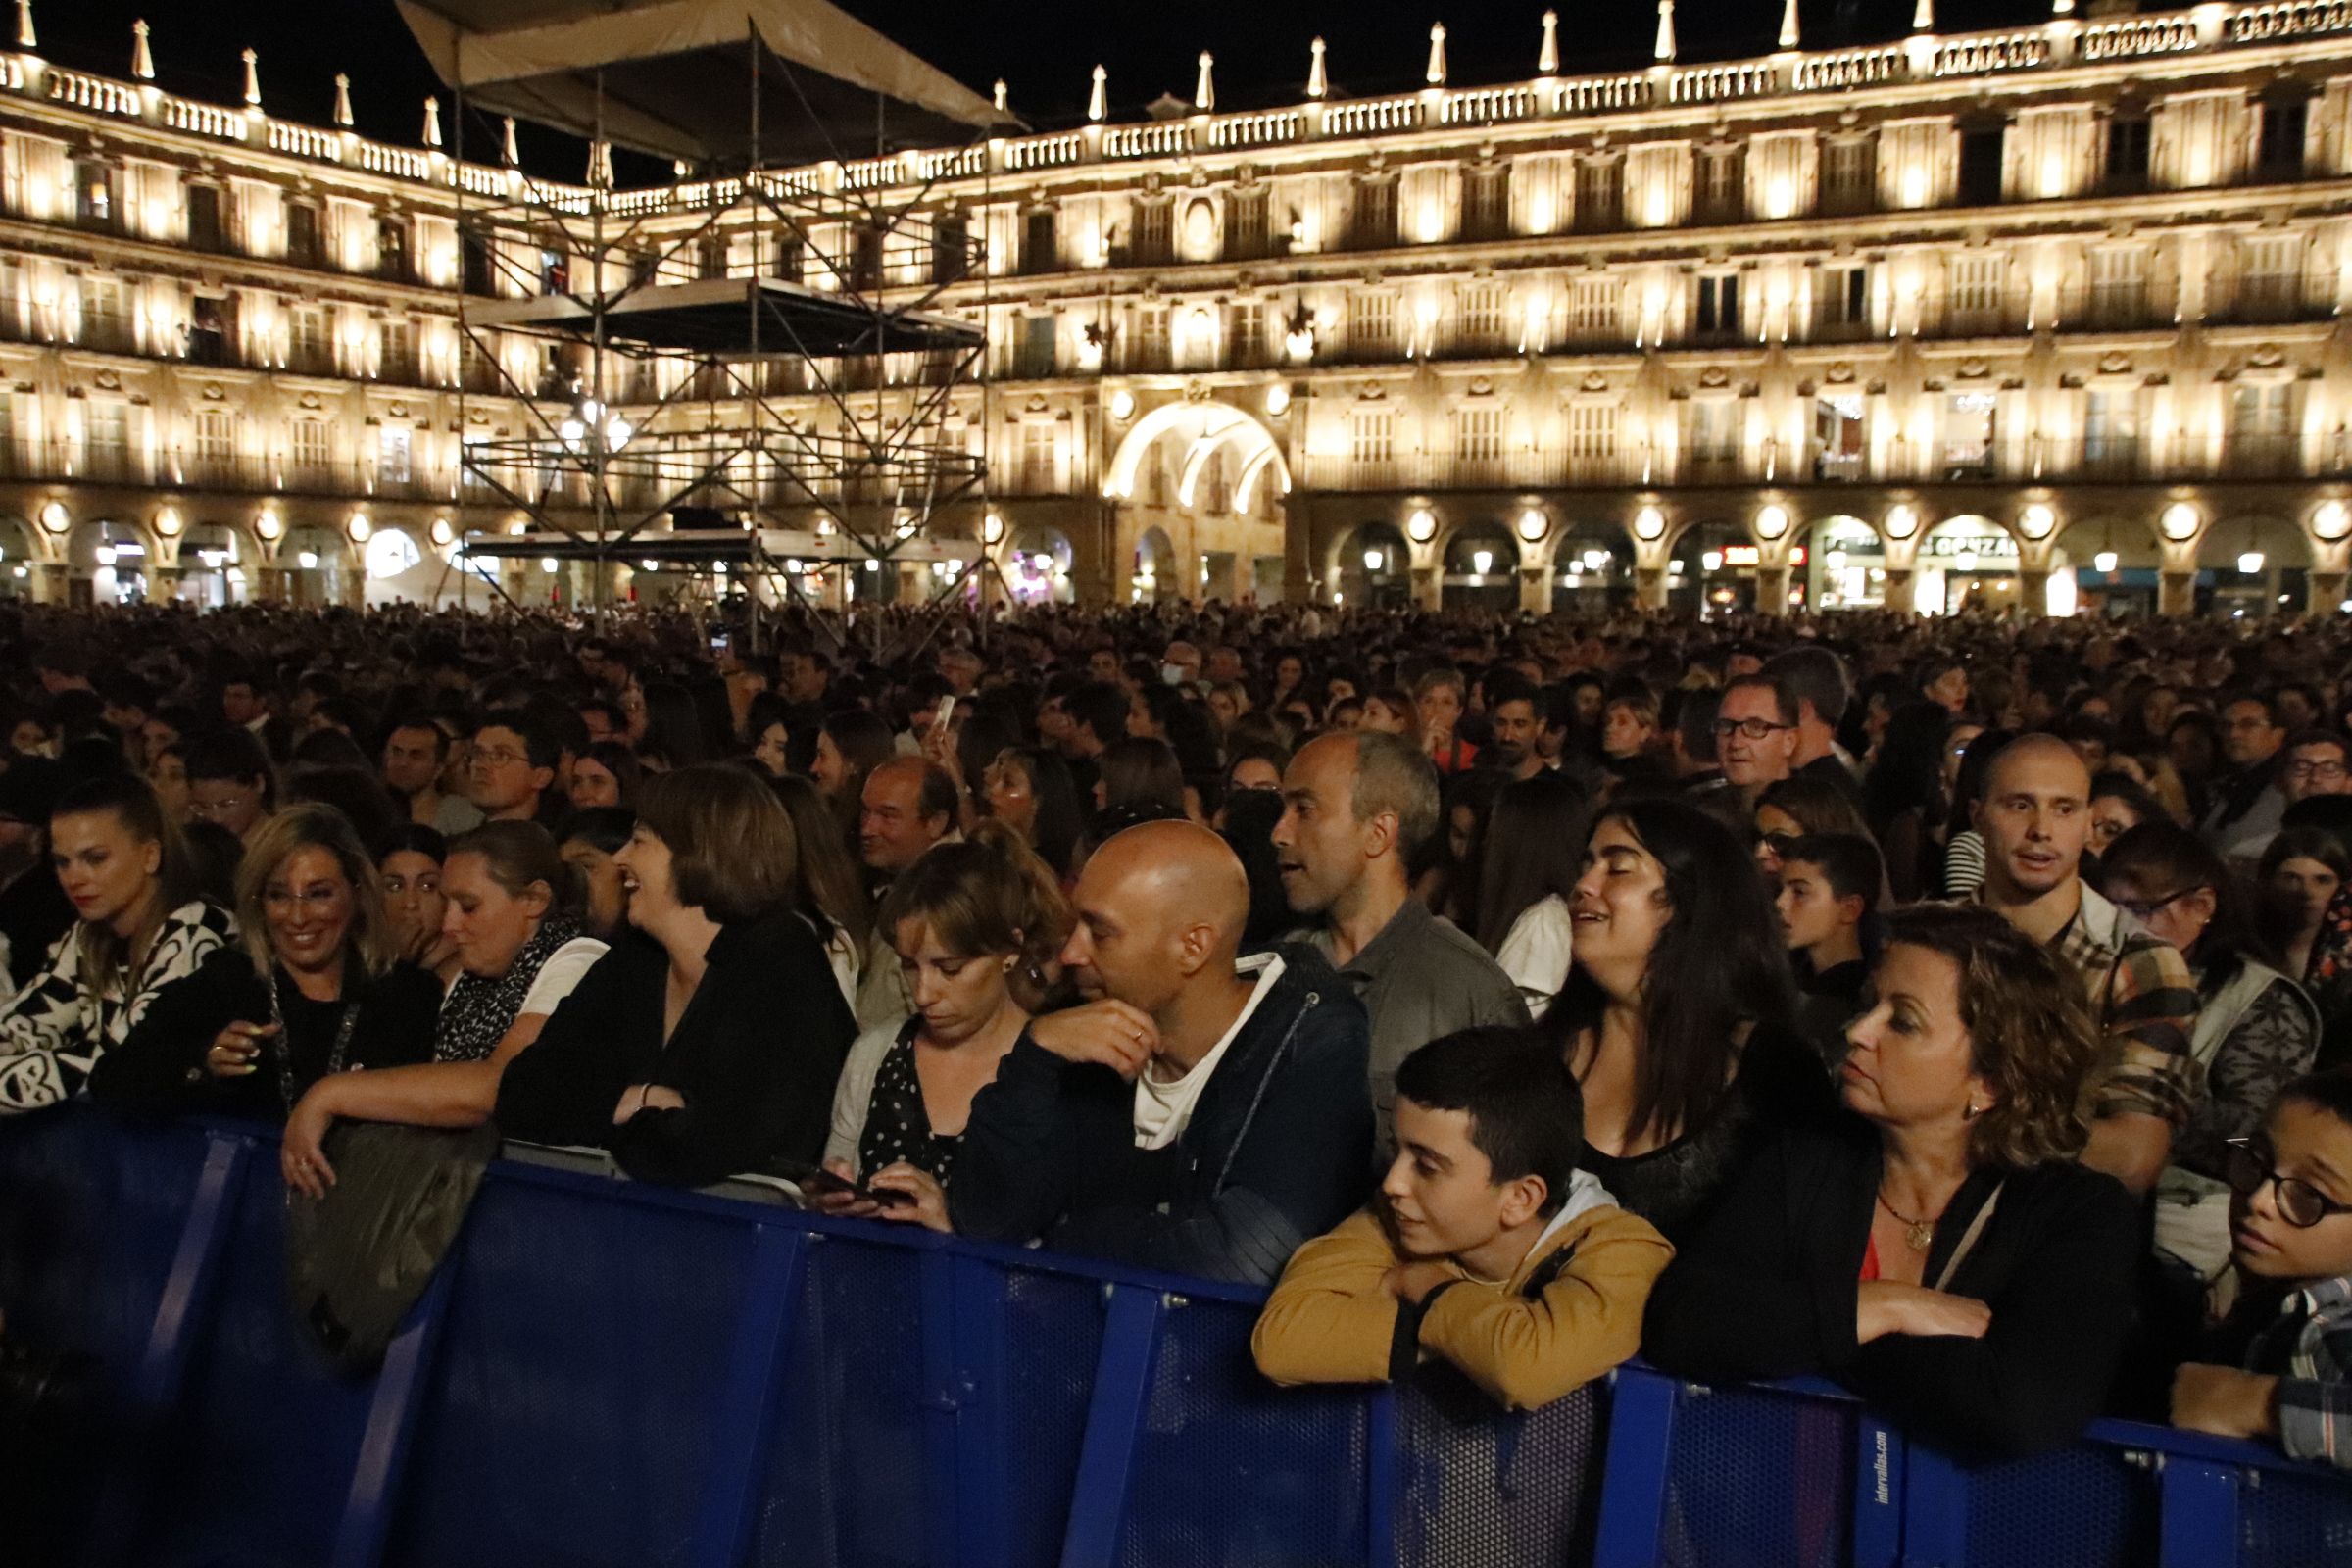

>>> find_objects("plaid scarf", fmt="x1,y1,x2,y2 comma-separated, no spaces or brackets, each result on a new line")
433,915,585,1063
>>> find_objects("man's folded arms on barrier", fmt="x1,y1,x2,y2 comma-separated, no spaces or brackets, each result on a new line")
865,821,1374,1289
1251,1026,1671,1412
2172,1073,2352,1471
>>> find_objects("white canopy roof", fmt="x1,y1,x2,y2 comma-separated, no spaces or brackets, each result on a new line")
395,0,1013,163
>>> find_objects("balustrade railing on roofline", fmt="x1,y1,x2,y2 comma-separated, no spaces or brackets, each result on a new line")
4,0,2352,217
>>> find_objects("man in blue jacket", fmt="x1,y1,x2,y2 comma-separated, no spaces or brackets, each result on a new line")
873,819,1374,1285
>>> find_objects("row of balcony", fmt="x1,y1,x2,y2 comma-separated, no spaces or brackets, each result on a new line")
0,428,2337,515
1300,432,2348,492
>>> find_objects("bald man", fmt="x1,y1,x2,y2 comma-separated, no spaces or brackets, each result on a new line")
1972,733,2200,1197
925,820,1373,1284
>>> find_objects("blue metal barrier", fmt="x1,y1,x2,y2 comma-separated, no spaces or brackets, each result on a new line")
2,1107,2347,1568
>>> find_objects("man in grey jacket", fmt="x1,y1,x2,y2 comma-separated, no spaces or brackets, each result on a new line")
1272,732,1530,1138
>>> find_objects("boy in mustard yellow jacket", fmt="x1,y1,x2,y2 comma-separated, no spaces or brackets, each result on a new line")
1252,1026,1671,1411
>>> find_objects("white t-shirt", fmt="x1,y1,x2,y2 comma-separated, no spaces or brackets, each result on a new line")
1132,953,1285,1151
1494,895,1574,1022
442,935,610,1023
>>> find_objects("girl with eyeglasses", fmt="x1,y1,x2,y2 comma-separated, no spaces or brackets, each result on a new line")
2171,1073,2352,1470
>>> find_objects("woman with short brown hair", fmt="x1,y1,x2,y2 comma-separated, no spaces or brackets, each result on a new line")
1643,904,2141,1459
494,764,858,1186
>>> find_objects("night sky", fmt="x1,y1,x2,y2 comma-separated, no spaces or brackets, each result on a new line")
32,0,2057,175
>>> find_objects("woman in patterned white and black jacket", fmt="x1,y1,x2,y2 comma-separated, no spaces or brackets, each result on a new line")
0,773,235,1114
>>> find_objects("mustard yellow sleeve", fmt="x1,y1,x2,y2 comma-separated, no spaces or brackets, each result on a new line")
1250,1207,1415,1388
1415,1208,1674,1411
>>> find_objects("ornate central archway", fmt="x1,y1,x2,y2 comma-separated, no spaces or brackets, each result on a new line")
1103,400,1292,510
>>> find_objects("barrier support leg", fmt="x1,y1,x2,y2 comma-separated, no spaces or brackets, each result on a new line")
1057,1285,1167,1568
684,1227,811,1568
1365,1386,1398,1568
331,1260,459,1568
1591,1367,1679,1568
82,1131,249,1568
1899,1442,1971,1568
2157,1456,2240,1568
939,1251,1010,1568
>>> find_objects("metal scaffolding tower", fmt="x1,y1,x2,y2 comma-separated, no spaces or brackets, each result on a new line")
401,1,1013,639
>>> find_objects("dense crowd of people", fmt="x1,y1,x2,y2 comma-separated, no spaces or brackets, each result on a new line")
1,595,2350,1469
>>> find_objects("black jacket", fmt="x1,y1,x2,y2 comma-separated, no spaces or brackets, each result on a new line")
494,911,855,1187
0,861,74,991
88,950,440,1123
949,945,1374,1285
1642,1117,2140,1459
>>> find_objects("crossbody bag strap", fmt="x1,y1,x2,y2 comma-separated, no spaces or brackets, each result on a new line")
1930,1179,2005,1294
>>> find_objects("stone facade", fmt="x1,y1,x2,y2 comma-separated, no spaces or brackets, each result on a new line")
0,4,2348,614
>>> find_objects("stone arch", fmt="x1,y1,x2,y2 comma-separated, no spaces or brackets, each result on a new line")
1441,519,1520,612
0,515,36,598
279,523,357,608
1795,514,1885,612
1131,524,1177,604
1915,514,2024,616
1104,401,1292,510
1333,519,1411,609
1003,524,1076,605
177,522,251,608
1551,520,1639,613
66,516,158,606
2198,510,2306,620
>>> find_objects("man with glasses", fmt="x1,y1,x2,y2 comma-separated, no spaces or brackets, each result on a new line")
183,729,274,844
2230,729,2351,862
2203,693,2288,851
466,711,561,826
1714,674,1800,803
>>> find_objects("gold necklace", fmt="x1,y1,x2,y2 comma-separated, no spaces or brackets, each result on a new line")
1876,1188,1940,1251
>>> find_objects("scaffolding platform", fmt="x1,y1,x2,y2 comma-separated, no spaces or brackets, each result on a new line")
465,276,985,360
459,527,979,566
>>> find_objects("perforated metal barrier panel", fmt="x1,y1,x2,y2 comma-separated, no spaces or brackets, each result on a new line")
1,1107,2347,1568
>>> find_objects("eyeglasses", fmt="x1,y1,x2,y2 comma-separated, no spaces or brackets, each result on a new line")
2284,760,2348,781
471,747,529,769
1712,717,1794,741
2224,1138,2352,1228
189,795,251,818
2112,887,2197,924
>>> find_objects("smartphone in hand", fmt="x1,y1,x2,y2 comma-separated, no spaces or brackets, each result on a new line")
769,1157,912,1207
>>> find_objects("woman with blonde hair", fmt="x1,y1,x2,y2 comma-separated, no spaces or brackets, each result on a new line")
816,823,1070,1205
1644,905,2141,1459
275,820,608,1195
90,803,439,1123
